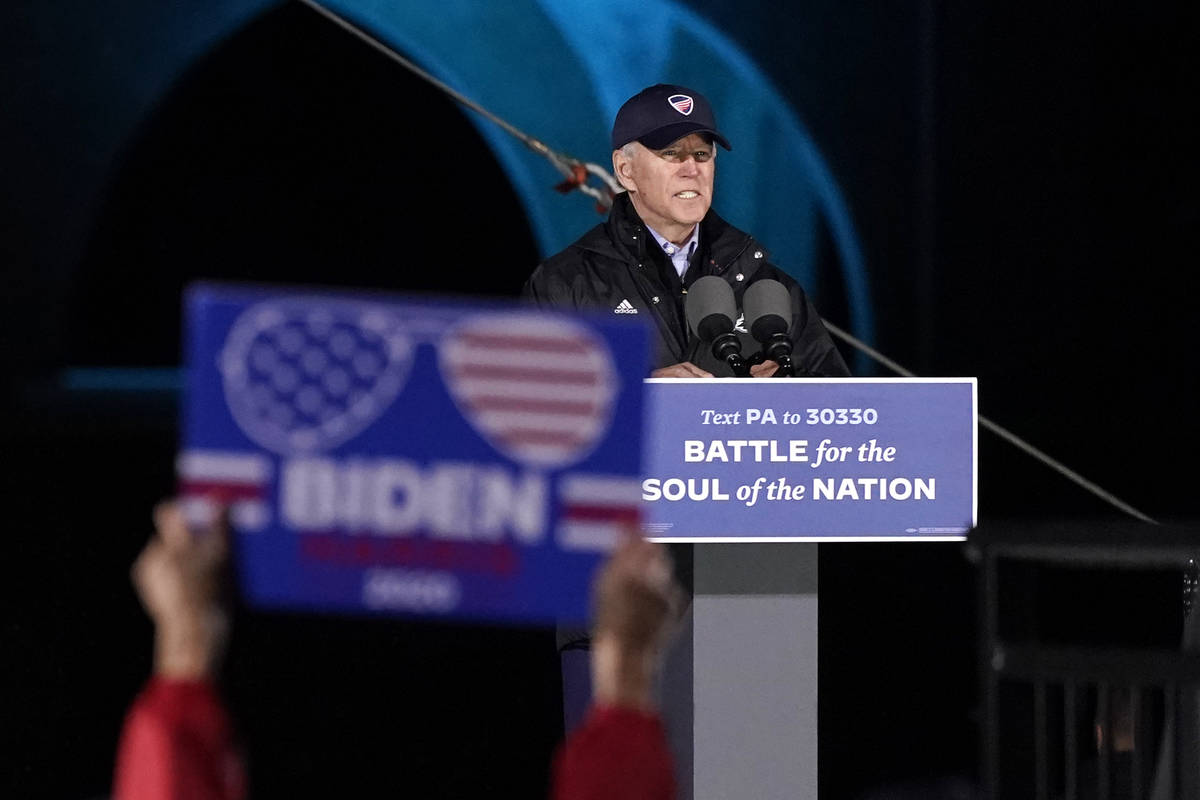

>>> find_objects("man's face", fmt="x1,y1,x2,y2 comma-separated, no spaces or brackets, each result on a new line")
612,133,716,244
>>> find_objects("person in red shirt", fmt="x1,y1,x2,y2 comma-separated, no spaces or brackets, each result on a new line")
113,502,245,800
551,533,681,800
113,504,680,800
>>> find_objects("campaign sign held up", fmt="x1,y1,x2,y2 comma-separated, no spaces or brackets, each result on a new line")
179,283,648,625
642,378,977,541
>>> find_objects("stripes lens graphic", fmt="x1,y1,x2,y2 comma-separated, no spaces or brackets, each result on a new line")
439,314,619,469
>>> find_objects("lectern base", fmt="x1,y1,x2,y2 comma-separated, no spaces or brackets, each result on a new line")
661,543,819,800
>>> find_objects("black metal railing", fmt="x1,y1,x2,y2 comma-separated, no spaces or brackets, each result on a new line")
967,521,1200,800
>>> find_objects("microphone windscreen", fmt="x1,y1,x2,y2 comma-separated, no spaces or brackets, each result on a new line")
743,279,792,341
685,276,738,339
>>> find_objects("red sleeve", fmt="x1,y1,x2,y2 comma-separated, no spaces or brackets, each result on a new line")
113,677,246,800
551,706,675,800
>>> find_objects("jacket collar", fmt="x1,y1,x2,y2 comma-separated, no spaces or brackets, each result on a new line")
587,192,760,275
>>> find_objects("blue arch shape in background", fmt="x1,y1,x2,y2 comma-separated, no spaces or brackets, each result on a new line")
323,0,874,348
53,0,873,352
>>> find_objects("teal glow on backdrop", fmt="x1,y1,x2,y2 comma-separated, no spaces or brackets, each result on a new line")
323,0,873,345
59,0,874,348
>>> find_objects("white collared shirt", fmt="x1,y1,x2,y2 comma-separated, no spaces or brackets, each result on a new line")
645,224,699,278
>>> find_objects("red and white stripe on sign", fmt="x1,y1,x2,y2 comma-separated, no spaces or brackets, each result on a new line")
556,474,642,552
439,314,618,469
176,449,272,531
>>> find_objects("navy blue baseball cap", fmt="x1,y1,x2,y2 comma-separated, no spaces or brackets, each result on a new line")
611,84,732,151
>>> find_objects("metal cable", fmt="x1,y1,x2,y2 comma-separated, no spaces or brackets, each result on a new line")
298,0,1157,526
823,321,1158,524
295,0,616,210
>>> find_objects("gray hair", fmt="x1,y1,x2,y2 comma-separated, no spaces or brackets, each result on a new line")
620,139,716,159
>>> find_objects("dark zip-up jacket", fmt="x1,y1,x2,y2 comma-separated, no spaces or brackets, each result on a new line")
522,193,849,377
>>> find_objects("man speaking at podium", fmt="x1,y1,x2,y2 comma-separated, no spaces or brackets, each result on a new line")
524,85,850,768
523,83,848,380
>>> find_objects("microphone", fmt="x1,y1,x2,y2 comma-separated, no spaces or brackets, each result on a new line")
685,276,750,376
743,279,797,377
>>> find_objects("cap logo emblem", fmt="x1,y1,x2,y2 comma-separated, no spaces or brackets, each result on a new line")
667,94,694,115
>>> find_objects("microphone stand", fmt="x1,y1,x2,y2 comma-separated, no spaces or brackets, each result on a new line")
711,331,751,377
755,334,796,377
771,355,795,377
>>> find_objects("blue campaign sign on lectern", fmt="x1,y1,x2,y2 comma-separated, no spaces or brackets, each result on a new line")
179,283,648,624
642,378,977,541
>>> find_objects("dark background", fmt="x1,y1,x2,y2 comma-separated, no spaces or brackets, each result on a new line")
3,2,1197,798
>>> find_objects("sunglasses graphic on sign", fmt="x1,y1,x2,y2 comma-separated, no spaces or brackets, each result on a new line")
217,299,618,470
